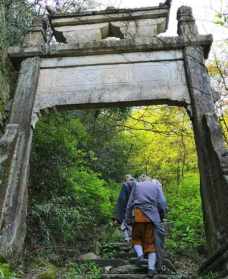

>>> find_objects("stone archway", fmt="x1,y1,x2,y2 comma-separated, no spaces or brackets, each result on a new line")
1,2,228,274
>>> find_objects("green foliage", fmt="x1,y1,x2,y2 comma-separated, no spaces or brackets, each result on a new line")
0,262,16,279
63,263,102,279
29,105,204,267
29,111,123,254
214,12,228,26
0,0,33,131
165,173,205,251
24,259,58,279
30,170,119,249
0,1,34,48
69,169,119,221
30,113,87,199
122,106,197,184
37,265,57,279
201,272,218,279
80,108,131,182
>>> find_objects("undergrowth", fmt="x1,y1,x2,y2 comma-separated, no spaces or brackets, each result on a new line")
165,173,205,253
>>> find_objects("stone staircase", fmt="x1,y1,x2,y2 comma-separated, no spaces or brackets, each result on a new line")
23,241,197,278
80,241,185,279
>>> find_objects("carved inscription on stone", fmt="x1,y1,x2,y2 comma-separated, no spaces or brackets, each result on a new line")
33,52,190,117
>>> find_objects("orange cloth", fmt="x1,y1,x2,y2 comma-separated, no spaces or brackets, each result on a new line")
132,208,156,254
134,208,150,223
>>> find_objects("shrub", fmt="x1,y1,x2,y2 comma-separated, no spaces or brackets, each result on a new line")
165,173,205,252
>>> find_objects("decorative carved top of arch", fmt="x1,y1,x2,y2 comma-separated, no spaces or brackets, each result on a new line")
49,5,171,44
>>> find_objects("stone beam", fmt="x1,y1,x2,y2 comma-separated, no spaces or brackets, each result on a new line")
51,5,170,26
31,50,189,128
8,35,213,67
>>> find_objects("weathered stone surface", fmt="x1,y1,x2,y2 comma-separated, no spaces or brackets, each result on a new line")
75,259,129,267
40,50,183,68
0,57,40,262
177,5,228,275
199,241,228,275
78,252,101,260
23,17,46,48
110,264,145,274
50,6,170,44
51,6,169,27
177,6,198,39
31,51,189,125
185,47,228,252
54,18,166,44
8,35,213,63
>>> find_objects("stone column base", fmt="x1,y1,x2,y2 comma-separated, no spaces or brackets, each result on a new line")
199,244,228,276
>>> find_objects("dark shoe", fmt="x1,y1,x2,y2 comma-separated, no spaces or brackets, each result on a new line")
147,269,157,278
136,255,145,266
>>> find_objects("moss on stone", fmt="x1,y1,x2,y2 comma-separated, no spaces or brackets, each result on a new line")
37,265,58,279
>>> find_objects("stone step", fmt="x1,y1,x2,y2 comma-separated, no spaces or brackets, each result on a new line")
103,242,131,249
74,258,176,272
109,264,146,274
102,274,179,279
102,274,148,279
108,264,177,274
75,259,129,267
114,252,135,258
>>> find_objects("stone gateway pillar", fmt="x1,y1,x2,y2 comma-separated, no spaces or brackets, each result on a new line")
1,1,228,275
177,6,228,274
0,18,44,261
0,58,40,260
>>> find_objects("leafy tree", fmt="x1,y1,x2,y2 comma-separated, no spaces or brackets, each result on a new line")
79,108,131,182
207,2,228,142
122,106,197,185
28,110,129,254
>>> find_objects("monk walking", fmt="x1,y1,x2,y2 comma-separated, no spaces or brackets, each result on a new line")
114,174,136,242
126,175,167,277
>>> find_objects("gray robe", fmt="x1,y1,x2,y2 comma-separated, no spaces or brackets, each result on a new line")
126,179,167,267
115,181,136,223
